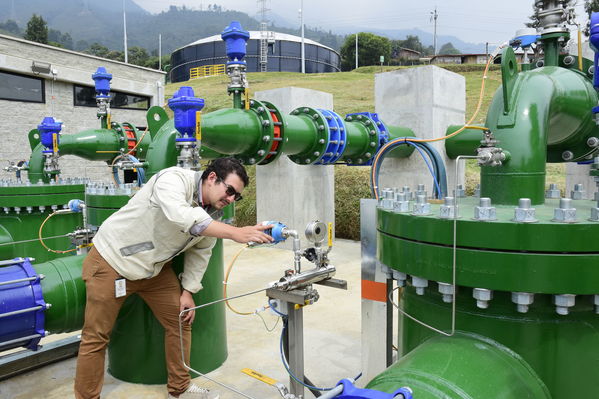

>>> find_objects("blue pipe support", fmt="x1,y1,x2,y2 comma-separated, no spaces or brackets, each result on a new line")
0,258,47,351
335,379,413,399
315,109,347,165
92,66,112,100
345,112,388,166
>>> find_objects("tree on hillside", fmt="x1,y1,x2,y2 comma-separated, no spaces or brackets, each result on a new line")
0,20,20,35
24,14,48,44
127,46,149,66
439,42,461,55
86,43,110,58
340,32,391,71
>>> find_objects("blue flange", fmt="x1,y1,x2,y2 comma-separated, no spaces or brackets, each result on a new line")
334,379,413,399
221,21,250,63
0,258,47,351
316,109,347,165
345,112,388,166
168,86,205,139
37,116,62,152
92,66,112,99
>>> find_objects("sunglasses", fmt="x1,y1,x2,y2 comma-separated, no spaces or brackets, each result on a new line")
217,178,243,202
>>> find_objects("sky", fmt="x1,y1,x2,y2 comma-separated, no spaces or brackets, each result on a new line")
134,0,589,45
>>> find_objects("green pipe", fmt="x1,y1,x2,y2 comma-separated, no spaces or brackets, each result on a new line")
343,121,370,158
202,108,263,155
386,126,416,158
59,129,121,160
284,114,321,155
445,125,484,159
145,121,178,180
35,255,86,333
200,146,226,160
27,144,47,183
482,66,596,205
367,333,550,398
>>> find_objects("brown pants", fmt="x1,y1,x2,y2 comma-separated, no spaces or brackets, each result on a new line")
74,247,191,399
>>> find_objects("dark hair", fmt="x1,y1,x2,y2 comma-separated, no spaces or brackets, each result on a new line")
201,157,249,187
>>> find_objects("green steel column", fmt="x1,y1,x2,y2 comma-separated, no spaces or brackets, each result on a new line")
367,333,550,398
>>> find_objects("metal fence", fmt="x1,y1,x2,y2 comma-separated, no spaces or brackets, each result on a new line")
189,64,226,79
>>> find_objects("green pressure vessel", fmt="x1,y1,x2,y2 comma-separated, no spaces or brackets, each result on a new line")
367,333,550,398
377,197,599,398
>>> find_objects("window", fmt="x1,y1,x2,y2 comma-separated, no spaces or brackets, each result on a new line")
74,85,150,110
0,71,45,103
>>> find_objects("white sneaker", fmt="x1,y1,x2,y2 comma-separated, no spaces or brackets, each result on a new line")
167,383,220,399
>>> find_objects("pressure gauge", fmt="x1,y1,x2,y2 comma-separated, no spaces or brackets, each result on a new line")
305,220,327,244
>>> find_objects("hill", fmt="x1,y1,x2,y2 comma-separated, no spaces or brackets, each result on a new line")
0,3,343,53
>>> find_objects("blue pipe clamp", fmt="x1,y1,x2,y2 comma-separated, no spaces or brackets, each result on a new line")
315,109,347,165
335,379,413,399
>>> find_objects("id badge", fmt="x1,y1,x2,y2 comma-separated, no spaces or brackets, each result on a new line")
115,278,127,298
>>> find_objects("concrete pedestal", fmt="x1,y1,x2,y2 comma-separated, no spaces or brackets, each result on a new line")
374,65,466,196
254,87,335,249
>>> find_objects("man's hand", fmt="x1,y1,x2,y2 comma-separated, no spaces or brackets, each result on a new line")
180,290,196,325
230,224,275,244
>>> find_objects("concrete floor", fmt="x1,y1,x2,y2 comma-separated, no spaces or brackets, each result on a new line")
0,239,362,399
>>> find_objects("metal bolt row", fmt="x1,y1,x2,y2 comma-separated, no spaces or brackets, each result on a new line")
393,273,591,315
2,204,67,214
85,182,136,196
0,177,91,187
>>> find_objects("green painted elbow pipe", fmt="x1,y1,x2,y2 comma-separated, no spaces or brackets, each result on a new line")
366,333,550,398
482,66,597,205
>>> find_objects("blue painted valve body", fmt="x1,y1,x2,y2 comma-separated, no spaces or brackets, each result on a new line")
168,86,205,140
221,21,250,63
92,66,112,99
37,116,62,153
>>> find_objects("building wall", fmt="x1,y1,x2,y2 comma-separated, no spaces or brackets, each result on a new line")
0,34,165,182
